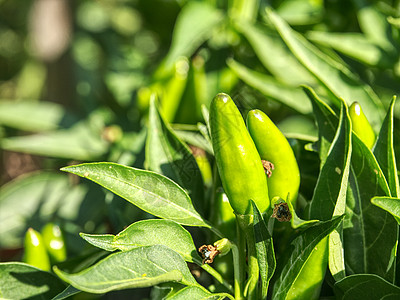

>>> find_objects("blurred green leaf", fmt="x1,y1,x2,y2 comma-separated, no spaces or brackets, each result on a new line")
52,285,81,300
54,245,199,293
160,2,223,73
61,162,209,227
266,9,385,130
0,172,104,249
0,100,75,132
0,262,66,299
228,59,312,114
236,22,316,86
1,120,108,160
277,115,317,142
276,0,323,25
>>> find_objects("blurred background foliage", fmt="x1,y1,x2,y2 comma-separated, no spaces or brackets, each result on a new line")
0,0,399,297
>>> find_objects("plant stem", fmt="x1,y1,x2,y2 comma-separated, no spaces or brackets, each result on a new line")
200,262,233,293
233,217,246,300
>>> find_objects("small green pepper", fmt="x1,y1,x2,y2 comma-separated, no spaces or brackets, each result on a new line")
41,223,67,263
210,93,269,215
23,228,51,271
349,102,375,149
212,188,236,240
247,109,300,205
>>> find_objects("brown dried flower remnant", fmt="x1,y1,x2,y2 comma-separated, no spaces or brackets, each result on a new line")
198,244,220,264
262,160,275,178
272,202,292,222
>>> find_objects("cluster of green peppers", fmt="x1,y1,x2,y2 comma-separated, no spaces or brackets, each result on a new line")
209,93,377,299
23,223,67,271
210,93,300,216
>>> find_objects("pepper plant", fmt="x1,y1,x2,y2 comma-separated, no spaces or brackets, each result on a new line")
1,1,400,299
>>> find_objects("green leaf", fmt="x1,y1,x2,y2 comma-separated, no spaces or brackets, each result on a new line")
80,219,201,263
0,172,104,249
0,100,76,132
307,31,394,68
54,245,198,294
52,285,81,300
236,22,315,86
60,162,208,227
160,2,222,72
227,59,312,114
309,100,352,221
251,201,275,299
344,134,397,282
373,97,399,198
371,197,400,224
0,262,66,299
302,86,338,164
174,127,213,155
166,286,232,300
267,9,385,130
1,121,108,160
335,274,400,299
277,115,318,142
146,98,204,210
272,216,344,300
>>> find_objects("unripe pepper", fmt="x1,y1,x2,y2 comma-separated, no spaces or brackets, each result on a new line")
41,223,67,263
23,228,51,271
246,109,300,205
349,102,375,149
210,93,269,214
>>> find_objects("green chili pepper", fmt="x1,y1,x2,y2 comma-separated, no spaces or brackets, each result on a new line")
210,93,269,215
23,228,51,271
246,109,300,205
212,188,236,240
349,102,375,149
41,223,67,263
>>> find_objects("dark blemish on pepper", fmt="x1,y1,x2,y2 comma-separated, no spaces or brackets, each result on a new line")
271,202,292,222
198,244,220,264
262,160,275,178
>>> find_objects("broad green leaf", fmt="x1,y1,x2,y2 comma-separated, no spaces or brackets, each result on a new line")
302,86,338,164
236,22,315,86
267,9,385,130
277,115,318,142
272,216,344,300
80,219,201,263
373,97,399,198
0,100,76,131
344,134,397,282
307,31,394,67
61,162,208,227
1,121,108,160
0,172,104,249
251,201,275,299
227,59,312,114
309,101,352,220
335,274,400,299
275,0,323,25
166,286,232,300
146,98,204,212
353,0,396,51
160,2,222,73
286,196,319,229
0,262,66,299
52,285,81,300
371,197,400,224
54,245,198,294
